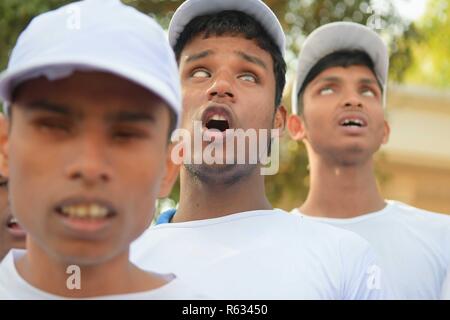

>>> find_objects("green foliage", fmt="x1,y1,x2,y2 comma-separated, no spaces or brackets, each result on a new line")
0,0,73,70
405,0,450,88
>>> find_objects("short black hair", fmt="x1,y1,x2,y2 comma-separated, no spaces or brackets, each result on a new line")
296,50,383,115
173,10,286,107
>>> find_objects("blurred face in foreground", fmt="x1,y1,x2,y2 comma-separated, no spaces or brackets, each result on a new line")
0,71,178,266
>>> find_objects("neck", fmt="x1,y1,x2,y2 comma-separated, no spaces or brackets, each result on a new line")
16,238,168,298
175,166,272,222
301,156,386,218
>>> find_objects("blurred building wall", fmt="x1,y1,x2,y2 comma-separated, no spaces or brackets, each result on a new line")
381,84,450,213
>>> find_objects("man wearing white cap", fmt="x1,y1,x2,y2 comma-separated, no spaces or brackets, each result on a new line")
0,0,202,299
288,21,450,299
132,0,387,299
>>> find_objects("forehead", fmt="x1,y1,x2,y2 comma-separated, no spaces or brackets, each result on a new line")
14,71,164,106
313,65,378,83
180,34,274,68
12,71,170,118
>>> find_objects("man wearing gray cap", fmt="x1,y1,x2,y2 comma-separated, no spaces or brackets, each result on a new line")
0,0,202,299
132,0,387,299
288,21,450,299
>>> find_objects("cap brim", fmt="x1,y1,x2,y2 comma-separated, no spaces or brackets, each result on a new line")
0,58,180,124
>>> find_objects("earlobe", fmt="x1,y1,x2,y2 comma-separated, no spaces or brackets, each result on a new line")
157,143,180,198
382,120,390,145
287,114,306,141
0,114,10,177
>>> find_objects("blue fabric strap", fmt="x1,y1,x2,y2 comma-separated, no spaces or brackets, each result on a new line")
156,208,177,225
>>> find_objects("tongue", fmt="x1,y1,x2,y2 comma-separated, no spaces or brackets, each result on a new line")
7,222,22,230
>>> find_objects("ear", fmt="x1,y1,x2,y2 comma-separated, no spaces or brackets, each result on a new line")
273,105,286,128
382,120,390,145
287,114,307,141
158,143,180,198
0,114,10,177
271,105,286,139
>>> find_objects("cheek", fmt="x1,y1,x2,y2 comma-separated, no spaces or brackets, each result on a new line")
119,147,167,208
369,109,386,134
242,99,275,128
7,137,62,229
181,94,202,127
0,189,8,213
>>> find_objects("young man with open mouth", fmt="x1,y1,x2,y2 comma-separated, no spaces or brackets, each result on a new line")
0,0,202,299
288,22,450,299
132,0,389,299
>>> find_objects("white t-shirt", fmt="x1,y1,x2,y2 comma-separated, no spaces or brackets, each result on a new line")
291,200,450,299
0,249,205,300
441,268,450,300
131,209,388,299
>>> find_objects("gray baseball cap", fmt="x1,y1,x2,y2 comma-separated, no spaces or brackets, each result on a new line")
292,22,389,114
168,0,286,56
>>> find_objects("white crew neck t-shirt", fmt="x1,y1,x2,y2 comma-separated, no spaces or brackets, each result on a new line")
291,200,450,299
0,249,205,300
131,209,389,299
441,268,450,299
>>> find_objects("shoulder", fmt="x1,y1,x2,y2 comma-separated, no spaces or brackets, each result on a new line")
387,200,450,235
388,200,450,222
274,211,375,263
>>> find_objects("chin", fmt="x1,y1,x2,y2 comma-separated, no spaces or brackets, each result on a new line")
185,163,256,186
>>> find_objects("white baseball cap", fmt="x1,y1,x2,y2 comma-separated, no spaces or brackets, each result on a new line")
0,0,181,126
168,0,286,56
292,22,389,114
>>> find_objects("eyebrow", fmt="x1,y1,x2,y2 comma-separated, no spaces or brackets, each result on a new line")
23,100,155,124
235,51,267,69
359,78,378,86
23,100,73,116
316,76,342,84
185,50,213,63
315,76,378,86
107,110,155,124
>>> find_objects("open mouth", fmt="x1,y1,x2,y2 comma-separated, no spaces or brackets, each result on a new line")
205,115,230,132
55,203,116,220
6,215,26,238
54,199,117,233
201,106,233,133
339,117,367,128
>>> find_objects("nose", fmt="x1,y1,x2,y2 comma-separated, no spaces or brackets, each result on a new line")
207,72,235,101
342,91,363,109
64,135,112,186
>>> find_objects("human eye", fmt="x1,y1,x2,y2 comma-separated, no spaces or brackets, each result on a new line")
191,69,211,79
319,87,335,95
238,73,258,83
361,87,376,97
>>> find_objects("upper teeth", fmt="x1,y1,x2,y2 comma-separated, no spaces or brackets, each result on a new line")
210,114,227,121
60,204,109,219
9,217,18,224
341,119,363,126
